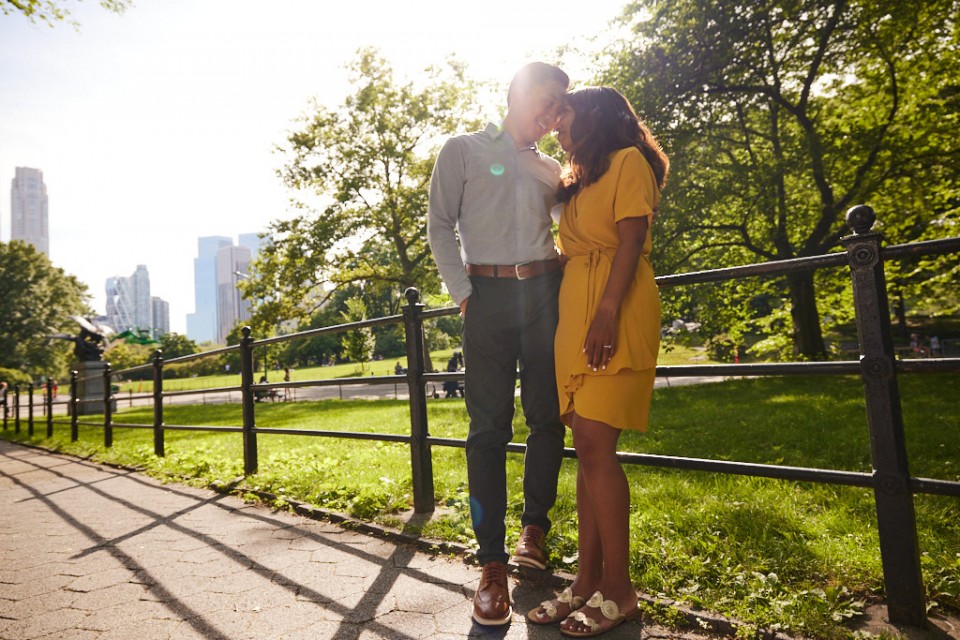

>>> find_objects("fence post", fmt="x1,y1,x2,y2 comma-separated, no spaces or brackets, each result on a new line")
153,349,165,457
402,288,435,514
103,363,113,448
46,379,53,438
842,204,926,626
239,326,258,475
27,382,34,437
70,370,78,442
14,384,20,434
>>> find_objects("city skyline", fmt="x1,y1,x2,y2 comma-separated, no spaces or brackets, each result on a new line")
186,233,261,344
9,166,48,256
105,263,170,338
0,0,624,334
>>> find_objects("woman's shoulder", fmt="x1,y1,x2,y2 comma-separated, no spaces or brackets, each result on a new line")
609,146,655,180
609,146,646,165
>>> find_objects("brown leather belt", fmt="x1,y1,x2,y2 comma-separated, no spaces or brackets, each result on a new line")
465,258,561,280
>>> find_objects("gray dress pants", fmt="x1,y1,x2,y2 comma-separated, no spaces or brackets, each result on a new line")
462,270,565,566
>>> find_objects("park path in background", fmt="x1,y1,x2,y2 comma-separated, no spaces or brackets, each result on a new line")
29,374,722,416
125,374,724,409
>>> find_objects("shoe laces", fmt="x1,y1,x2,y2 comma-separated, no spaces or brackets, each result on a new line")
481,561,507,587
520,526,544,547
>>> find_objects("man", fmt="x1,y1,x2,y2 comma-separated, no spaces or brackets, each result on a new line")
427,62,569,626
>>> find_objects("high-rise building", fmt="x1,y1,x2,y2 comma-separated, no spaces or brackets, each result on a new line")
10,167,49,256
106,265,153,333
186,236,231,344
187,235,260,344
151,297,170,337
238,232,263,256
215,244,252,344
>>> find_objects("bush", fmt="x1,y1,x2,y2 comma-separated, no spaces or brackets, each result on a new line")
0,367,32,387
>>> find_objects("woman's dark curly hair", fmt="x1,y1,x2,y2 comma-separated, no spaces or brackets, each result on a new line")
557,87,669,203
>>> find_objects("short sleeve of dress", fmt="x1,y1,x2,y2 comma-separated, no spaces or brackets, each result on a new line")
612,147,659,223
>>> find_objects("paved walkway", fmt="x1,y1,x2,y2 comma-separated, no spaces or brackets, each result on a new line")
0,440,722,640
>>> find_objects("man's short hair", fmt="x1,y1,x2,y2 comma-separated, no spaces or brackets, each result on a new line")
507,62,569,106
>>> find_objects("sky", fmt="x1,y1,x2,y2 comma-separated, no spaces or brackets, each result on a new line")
0,0,627,335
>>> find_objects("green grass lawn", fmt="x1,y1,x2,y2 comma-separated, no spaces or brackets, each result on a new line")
3,374,957,638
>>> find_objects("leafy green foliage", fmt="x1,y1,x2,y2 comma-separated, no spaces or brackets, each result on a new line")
602,0,960,357
0,241,91,376
242,48,483,330
339,297,375,371
158,332,198,359
1,0,130,27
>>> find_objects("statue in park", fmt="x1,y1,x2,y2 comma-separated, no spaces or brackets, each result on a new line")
49,316,114,362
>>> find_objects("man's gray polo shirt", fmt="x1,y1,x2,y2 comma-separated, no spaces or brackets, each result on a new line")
427,123,561,305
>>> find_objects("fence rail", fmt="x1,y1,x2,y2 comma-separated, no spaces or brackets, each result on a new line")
3,205,958,627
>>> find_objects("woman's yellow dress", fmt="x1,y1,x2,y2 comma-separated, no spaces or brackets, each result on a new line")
555,147,661,431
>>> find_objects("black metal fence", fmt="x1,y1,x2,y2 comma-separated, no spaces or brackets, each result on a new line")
3,205,959,628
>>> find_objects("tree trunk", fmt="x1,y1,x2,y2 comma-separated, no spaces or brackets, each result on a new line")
422,333,434,374
894,287,908,341
786,271,826,359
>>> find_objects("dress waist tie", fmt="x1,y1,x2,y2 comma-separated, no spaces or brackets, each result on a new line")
581,248,616,326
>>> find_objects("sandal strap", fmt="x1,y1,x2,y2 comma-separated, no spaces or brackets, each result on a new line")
585,591,622,621
571,609,602,633
537,588,586,620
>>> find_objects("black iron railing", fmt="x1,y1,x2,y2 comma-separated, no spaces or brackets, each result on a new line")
4,205,959,627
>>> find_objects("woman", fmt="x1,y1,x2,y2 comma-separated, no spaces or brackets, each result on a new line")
527,87,668,637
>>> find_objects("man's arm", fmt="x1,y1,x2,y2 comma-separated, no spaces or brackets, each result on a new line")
427,138,472,307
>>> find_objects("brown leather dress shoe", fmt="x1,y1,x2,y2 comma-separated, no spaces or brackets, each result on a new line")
472,561,512,625
510,525,548,570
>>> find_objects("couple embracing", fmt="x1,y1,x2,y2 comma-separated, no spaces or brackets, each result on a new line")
427,62,669,638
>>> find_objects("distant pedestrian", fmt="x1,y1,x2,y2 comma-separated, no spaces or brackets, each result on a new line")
283,366,291,401
930,335,941,358
51,379,59,399
0,381,7,418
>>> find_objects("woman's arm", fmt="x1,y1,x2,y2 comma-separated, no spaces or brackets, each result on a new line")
582,215,649,371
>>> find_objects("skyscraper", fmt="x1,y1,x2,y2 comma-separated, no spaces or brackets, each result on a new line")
151,297,170,337
106,265,154,334
186,236,231,343
215,244,252,344
10,167,49,256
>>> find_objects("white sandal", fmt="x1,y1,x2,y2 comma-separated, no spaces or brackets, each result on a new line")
527,587,587,624
559,591,641,637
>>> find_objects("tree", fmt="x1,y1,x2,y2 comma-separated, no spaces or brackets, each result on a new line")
2,0,131,27
339,297,375,372
103,341,153,379
0,241,91,376
158,332,198,360
242,48,483,331
602,0,960,357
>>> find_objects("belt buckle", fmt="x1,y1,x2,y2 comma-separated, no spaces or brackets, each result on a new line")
515,261,533,280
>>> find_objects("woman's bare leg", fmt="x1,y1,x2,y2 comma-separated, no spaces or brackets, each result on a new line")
560,413,637,634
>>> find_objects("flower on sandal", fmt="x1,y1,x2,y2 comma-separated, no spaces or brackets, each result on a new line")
538,587,583,619
571,591,625,631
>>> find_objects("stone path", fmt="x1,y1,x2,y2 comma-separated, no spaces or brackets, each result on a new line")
0,440,723,640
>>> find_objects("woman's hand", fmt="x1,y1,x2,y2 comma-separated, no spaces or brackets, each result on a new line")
581,216,649,372
583,303,617,371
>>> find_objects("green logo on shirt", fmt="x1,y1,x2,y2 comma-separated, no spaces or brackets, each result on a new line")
489,163,505,176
